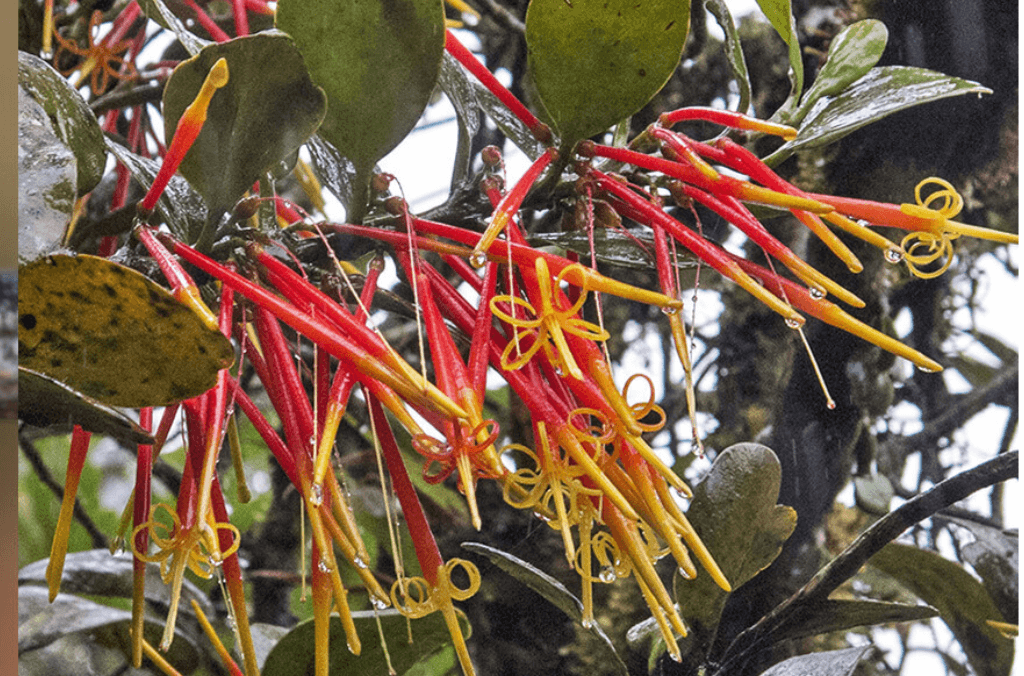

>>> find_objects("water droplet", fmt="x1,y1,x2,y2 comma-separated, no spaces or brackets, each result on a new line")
308,435,317,449
371,595,389,610
318,560,331,573
598,567,616,583
884,248,904,264
678,566,695,580
354,555,368,569
661,304,679,316
826,399,837,410
916,363,940,374
581,617,594,629
669,649,684,663
347,640,358,654
469,250,488,268
808,287,826,300
309,483,324,507
40,49,54,60
553,365,565,377
785,318,801,330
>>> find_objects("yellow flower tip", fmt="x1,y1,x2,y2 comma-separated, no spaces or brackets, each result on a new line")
207,57,230,89
985,620,1018,639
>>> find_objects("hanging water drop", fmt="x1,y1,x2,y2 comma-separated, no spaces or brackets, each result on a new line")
598,567,616,583
785,317,801,329
661,304,679,316
317,560,331,573
808,286,826,300
371,595,389,610
884,248,904,264
309,482,324,507
353,555,368,569
469,250,489,268
581,617,594,629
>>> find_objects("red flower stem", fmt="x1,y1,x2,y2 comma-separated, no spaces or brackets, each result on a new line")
159,233,466,418
253,243,468,419
106,1,141,47
135,225,220,331
208,473,260,676
244,0,274,14
658,106,797,140
253,307,314,458
231,0,249,36
444,29,551,144
367,393,444,585
589,169,805,325
131,408,154,667
227,377,300,486
473,147,558,260
44,426,91,600
274,196,304,225
311,539,332,676
182,0,231,42
469,261,498,396
140,58,229,214
727,252,943,372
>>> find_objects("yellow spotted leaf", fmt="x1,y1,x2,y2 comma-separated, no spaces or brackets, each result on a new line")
19,254,234,408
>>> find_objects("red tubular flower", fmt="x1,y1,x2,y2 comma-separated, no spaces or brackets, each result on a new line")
130,408,153,668
45,426,92,601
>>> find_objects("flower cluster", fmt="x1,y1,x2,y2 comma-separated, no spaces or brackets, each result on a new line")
34,7,1018,676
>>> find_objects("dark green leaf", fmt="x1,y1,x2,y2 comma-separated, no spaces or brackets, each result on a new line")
162,32,327,217
137,0,209,55
767,66,992,164
943,516,1018,626
529,228,700,273
104,138,209,241
462,541,629,676
763,599,938,645
261,610,466,676
703,0,751,115
276,0,445,174
249,623,292,670
525,0,689,146
870,542,1014,676
853,473,894,515
18,367,155,445
18,51,107,195
970,330,1018,366
794,20,888,123
673,443,797,664
755,0,802,118
759,646,870,676
949,355,999,389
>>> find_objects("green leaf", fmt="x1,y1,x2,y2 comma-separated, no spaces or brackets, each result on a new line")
793,20,888,123
853,473,894,515
19,254,234,407
755,0,802,118
162,32,328,218
261,610,466,676
104,138,209,242
529,228,700,273
703,0,751,115
942,516,1018,629
18,367,155,445
276,0,445,176
18,51,107,195
971,330,1018,366
462,541,629,676
870,542,1014,676
762,599,938,645
137,0,210,56
525,0,689,146
673,443,797,664
949,354,999,389
767,66,992,164
759,646,870,676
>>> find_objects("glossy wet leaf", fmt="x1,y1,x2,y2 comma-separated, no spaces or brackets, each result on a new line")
137,0,208,56
261,610,467,676
19,254,234,407
462,542,628,676
945,516,1018,624
793,20,888,123
162,32,327,217
853,473,894,515
525,0,690,146
672,443,797,664
18,85,76,263
759,646,870,676
18,548,214,617
276,0,445,174
755,0,802,116
762,599,938,645
18,51,106,195
530,228,700,272
17,585,200,669
870,542,1014,676
767,66,992,164
18,367,154,445
104,138,208,242
704,0,751,115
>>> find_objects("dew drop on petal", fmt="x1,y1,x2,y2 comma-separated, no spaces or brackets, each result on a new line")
916,363,941,374
309,482,324,507
598,567,616,583
353,555,368,569
469,251,489,269
785,318,801,330
317,560,331,573
371,595,389,610
581,617,594,629
661,304,679,316
808,287,826,300
884,248,904,264
347,640,358,654
826,399,837,410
